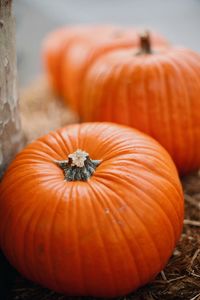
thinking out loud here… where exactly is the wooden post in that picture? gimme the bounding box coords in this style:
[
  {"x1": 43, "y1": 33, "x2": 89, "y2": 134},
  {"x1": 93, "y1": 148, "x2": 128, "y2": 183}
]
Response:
[{"x1": 0, "y1": 0, "x2": 23, "y2": 177}]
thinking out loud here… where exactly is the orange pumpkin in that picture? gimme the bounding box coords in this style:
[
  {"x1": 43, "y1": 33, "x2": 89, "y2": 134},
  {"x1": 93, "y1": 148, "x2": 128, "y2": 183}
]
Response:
[
  {"x1": 80, "y1": 34, "x2": 200, "y2": 174},
  {"x1": 43, "y1": 25, "x2": 169, "y2": 113},
  {"x1": 0, "y1": 122, "x2": 183, "y2": 297}
]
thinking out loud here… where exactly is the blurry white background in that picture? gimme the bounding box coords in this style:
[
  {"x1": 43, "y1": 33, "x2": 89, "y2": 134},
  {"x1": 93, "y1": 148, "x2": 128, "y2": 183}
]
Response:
[{"x1": 14, "y1": 0, "x2": 200, "y2": 86}]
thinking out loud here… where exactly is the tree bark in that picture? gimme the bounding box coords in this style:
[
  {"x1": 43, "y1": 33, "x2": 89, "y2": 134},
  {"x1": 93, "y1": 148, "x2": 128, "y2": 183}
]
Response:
[{"x1": 0, "y1": 0, "x2": 23, "y2": 177}]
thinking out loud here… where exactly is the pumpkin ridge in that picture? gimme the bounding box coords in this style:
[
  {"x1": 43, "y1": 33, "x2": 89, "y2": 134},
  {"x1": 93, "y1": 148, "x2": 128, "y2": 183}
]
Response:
[
  {"x1": 56, "y1": 126, "x2": 77, "y2": 153},
  {"x1": 170, "y1": 52, "x2": 200, "y2": 171},
  {"x1": 81, "y1": 56, "x2": 111, "y2": 122},
  {"x1": 90, "y1": 180, "x2": 142, "y2": 289},
  {"x1": 161, "y1": 58, "x2": 177, "y2": 160},
  {"x1": 51, "y1": 130, "x2": 76, "y2": 158},
  {"x1": 52, "y1": 130, "x2": 73, "y2": 157},
  {"x1": 127, "y1": 170, "x2": 182, "y2": 240},
  {"x1": 126, "y1": 64, "x2": 133, "y2": 126},
  {"x1": 44, "y1": 133, "x2": 70, "y2": 157},
  {"x1": 96, "y1": 170, "x2": 177, "y2": 251},
  {"x1": 46, "y1": 182, "x2": 69, "y2": 291},
  {"x1": 28, "y1": 186, "x2": 59, "y2": 282},
  {"x1": 37, "y1": 138, "x2": 64, "y2": 158},
  {"x1": 105, "y1": 64, "x2": 120, "y2": 123},
  {"x1": 123, "y1": 163, "x2": 183, "y2": 233},
  {"x1": 182, "y1": 57, "x2": 200, "y2": 169},
  {"x1": 73, "y1": 184, "x2": 88, "y2": 294},
  {"x1": 126, "y1": 152, "x2": 182, "y2": 201},
  {"x1": 105, "y1": 179, "x2": 164, "y2": 272},
  {"x1": 112, "y1": 64, "x2": 129, "y2": 124},
  {"x1": 3, "y1": 180, "x2": 44, "y2": 280},
  {"x1": 143, "y1": 61, "x2": 152, "y2": 133},
  {"x1": 122, "y1": 194, "x2": 167, "y2": 271},
  {"x1": 100, "y1": 152, "x2": 182, "y2": 206},
  {"x1": 65, "y1": 184, "x2": 88, "y2": 293},
  {"x1": 31, "y1": 184, "x2": 60, "y2": 285},
  {"x1": 92, "y1": 178, "x2": 151, "y2": 285},
  {"x1": 151, "y1": 55, "x2": 177, "y2": 157},
  {"x1": 144, "y1": 59, "x2": 162, "y2": 139},
  {"x1": 86, "y1": 183, "x2": 118, "y2": 295},
  {"x1": 22, "y1": 183, "x2": 54, "y2": 284},
  {"x1": 93, "y1": 174, "x2": 164, "y2": 268},
  {"x1": 175, "y1": 57, "x2": 195, "y2": 172},
  {"x1": 151, "y1": 59, "x2": 173, "y2": 156},
  {"x1": 121, "y1": 63, "x2": 133, "y2": 125},
  {"x1": 0, "y1": 167, "x2": 35, "y2": 191},
  {"x1": 131, "y1": 61, "x2": 151, "y2": 132},
  {"x1": 164, "y1": 53, "x2": 194, "y2": 172},
  {"x1": 101, "y1": 66, "x2": 117, "y2": 123},
  {"x1": 21, "y1": 196, "x2": 38, "y2": 282}
]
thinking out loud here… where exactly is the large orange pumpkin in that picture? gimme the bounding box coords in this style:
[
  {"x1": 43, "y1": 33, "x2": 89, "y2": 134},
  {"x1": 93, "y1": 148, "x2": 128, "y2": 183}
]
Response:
[
  {"x1": 0, "y1": 123, "x2": 183, "y2": 297},
  {"x1": 43, "y1": 25, "x2": 169, "y2": 113},
  {"x1": 80, "y1": 34, "x2": 200, "y2": 175}
]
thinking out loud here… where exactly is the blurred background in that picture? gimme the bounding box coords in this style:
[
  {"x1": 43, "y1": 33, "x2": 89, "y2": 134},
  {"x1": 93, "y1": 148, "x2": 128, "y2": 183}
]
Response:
[{"x1": 14, "y1": 0, "x2": 200, "y2": 87}]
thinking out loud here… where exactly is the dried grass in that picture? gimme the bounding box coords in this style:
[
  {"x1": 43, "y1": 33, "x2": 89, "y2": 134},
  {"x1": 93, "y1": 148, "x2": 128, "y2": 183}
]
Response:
[
  {"x1": 20, "y1": 77, "x2": 78, "y2": 143},
  {"x1": 7, "y1": 77, "x2": 200, "y2": 300}
]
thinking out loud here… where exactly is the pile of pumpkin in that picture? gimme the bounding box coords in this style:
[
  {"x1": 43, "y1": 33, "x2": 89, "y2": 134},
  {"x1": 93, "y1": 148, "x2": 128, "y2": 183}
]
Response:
[{"x1": 1, "y1": 25, "x2": 200, "y2": 298}]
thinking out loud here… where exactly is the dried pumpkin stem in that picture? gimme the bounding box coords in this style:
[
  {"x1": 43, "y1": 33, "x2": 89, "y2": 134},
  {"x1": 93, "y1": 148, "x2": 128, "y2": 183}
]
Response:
[
  {"x1": 136, "y1": 31, "x2": 152, "y2": 55},
  {"x1": 54, "y1": 149, "x2": 101, "y2": 181}
]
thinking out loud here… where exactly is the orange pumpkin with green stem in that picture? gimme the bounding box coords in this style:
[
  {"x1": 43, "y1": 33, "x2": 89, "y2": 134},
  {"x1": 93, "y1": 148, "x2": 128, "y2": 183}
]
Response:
[
  {"x1": 0, "y1": 122, "x2": 183, "y2": 297},
  {"x1": 80, "y1": 33, "x2": 200, "y2": 174},
  {"x1": 43, "y1": 25, "x2": 169, "y2": 113}
]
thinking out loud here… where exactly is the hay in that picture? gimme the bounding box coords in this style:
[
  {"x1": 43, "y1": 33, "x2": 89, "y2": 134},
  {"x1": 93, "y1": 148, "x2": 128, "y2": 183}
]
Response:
[
  {"x1": 7, "y1": 78, "x2": 200, "y2": 300},
  {"x1": 20, "y1": 77, "x2": 78, "y2": 143}
]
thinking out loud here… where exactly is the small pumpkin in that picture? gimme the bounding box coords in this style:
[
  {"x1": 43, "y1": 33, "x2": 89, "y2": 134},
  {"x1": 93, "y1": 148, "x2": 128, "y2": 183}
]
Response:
[
  {"x1": 43, "y1": 25, "x2": 169, "y2": 113},
  {"x1": 80, "y1": 33, "x2": 200, "y2": 174},
  {"x1": 0, "y1": 122, "x2": 183, "y2": 297}
]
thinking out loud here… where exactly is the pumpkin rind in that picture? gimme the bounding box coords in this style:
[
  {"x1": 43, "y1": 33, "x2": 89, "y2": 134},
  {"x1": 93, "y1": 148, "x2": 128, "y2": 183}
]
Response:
[
  {"x1": 0, "y1": 123, "x2": 183, "y2": 297},
  {"x1": 80, "y1": 47, "x2": 200, "y2": 174}
]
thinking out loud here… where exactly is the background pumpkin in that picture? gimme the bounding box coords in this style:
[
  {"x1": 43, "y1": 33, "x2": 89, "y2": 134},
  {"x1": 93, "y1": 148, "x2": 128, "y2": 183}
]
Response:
[
  {"x1": 42, "y1": 25, "x2": 95, "y2": 94},
  {"x1": 43, "y1": 25, "x2": 169, "y2": 113},
  {"x1": 80, "y1": 34, "x2": 200, "y2": 175},
  {"x1": 0, "y1": 122, "x2": 183, "y2": 298}
]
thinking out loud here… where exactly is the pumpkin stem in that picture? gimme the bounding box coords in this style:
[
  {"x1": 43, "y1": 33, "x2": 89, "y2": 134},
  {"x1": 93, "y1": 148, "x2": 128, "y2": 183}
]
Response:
[
  {"x1": 137, "y1": 31, "x2": 152, "y2": 54},
  {"x1": 54, "y1": 149, "x2": 101, "y2": 181}
]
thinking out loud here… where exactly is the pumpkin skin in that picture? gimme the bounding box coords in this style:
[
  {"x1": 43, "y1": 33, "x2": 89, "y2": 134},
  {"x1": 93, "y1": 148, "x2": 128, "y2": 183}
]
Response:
[
  {"x1": 0, "y1": 123, "x2": 183, "y2": 297},
  {"x1": 42, "y1": 25, "x2": 169, "y2": 113},
  {"x1": 80, "y1": 44, "x2": 200, "y2": 175}
]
